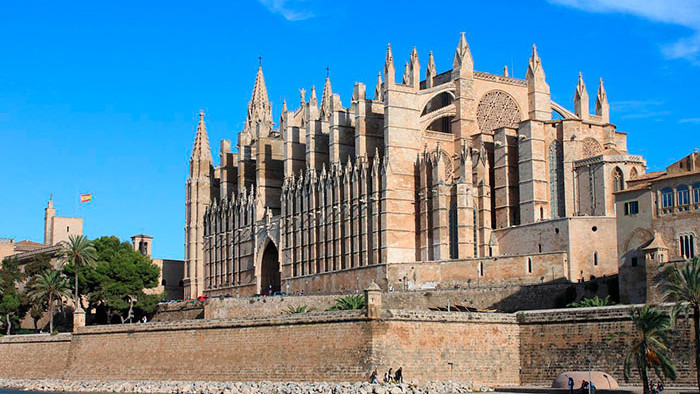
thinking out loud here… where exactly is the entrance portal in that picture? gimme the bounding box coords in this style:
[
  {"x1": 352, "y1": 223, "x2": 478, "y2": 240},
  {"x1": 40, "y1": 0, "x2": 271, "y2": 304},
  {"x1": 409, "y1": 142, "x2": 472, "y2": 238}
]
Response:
[{"x1": 260, "y1": 241, "x2": 281, "y2": 295}]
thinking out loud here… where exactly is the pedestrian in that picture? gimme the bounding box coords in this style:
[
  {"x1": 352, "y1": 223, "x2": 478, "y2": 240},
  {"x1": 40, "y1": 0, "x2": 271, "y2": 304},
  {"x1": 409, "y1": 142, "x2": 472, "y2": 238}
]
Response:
[
  {"x1": 384, "y1": 368, "x2": 393, "y2": 383},
  {"x1": 568, "y1": 377, "x2": 574, "y2": 394},
  {"x1": 394, "y1": 367, "x2": 403, "y2": 383},
  {"x1": 657, "y1": 382, "x2": 664, "y2": 393},
  {"x1": 589, "y1": 381, "x2": 595, "y2": 394},
  {"x1": 579, "y1": 380, "x2": 588, "y2": 394},
  {"x1": 369, "y1": 370, "x2": 379, "y2": 384}
]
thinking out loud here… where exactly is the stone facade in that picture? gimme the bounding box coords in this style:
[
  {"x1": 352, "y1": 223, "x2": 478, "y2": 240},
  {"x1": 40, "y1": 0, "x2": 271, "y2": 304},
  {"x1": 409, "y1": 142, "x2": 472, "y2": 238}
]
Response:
[
  {"x1": 616, "y1": 151, "x2": 700, "y2": 303},
  {"x1": 185, "y1": 33, "x2": 645, "y2": 298},
  {"x1": 131, "y1": 234, "x2": 185, "y2": 301}
]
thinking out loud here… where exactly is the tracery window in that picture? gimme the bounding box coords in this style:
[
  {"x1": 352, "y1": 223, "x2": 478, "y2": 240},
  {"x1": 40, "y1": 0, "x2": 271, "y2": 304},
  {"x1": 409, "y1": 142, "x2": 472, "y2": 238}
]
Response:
[
  {"x1": 677, "y1": 186, "x2": 690, "y2": 211},
  {"x1": 661, "y1": 188, "x2": 674, "y2": 213},
  {"x1": 549, "y1": 141, "x2": 565, "y2": 218},
  {"x1": 476, "y1": 91, "x2": 521, "y2": 134},
  {"x1": 613, "y1": 167, "x2": 624, "y2": 192},
  {"x1": 679, "y1": 233, "x2": 696, "y2": 259}
]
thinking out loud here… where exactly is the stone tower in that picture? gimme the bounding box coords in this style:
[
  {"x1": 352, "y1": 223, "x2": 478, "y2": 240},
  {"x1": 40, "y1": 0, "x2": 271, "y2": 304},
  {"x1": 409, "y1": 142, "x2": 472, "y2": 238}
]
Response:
[
  {"x1": 184, "y1": 111, "x2": 213, "y2": 298},
  {"x1": 44, "y1": 196, "x2": 56, "y2": 245}
]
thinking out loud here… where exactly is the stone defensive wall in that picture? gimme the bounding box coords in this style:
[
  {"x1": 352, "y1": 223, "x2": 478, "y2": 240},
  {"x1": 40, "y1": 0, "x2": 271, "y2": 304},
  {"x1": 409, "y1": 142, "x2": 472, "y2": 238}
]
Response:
[{"x1": 0, "y1": 304, "x2": 695, "y2": 387}]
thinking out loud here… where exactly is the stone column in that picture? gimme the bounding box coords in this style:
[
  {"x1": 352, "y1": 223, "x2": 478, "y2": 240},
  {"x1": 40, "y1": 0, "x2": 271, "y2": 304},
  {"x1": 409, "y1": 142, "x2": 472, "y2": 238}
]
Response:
[{"x1": 73, "y1": 309, "x2": 85, "y2": 332}]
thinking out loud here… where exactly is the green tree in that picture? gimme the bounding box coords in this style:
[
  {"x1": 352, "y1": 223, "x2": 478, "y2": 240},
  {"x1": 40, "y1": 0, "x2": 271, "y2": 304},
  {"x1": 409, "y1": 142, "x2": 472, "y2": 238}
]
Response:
[
  {"x1": 661, "y1": 256, "x2": 700, "y2": 392},
  {"x1": 328, "y1": 294, "x2": 366, "y2": 311},
  {"x1": 611, "y1": 305, "x2": 677, "y2": 393},
  {"x1": 24, "y1": 253, "x2": 53, "y2": 280},
  {"x1": 0, "y1": 258, "x2": 25, "y2": 335},
  {"x1": 59, "y1": 235, "x2": 97, "y2": 311},
  {"x1": 27, "y1": 270, "x2": 71, "y2": 333},
  {"x1": 567, "y1": 295, "x2": 613, "y2": 308},
  {"x1": 66, "y1": 236, "x2": 162, "y2": 323}
]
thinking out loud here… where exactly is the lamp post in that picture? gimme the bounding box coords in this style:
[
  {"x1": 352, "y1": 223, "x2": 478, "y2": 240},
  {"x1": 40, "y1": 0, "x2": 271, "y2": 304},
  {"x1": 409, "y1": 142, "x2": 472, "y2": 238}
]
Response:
[{"x1": 585, "y1": 358, "x2": 592, "y2": 394}]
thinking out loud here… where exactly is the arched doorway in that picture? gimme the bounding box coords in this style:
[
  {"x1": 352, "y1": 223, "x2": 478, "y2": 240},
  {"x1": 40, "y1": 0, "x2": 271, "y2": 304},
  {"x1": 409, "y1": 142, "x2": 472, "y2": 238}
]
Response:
[{"x1": 260, "y1": 241, "x2": 281, "y2": 295}]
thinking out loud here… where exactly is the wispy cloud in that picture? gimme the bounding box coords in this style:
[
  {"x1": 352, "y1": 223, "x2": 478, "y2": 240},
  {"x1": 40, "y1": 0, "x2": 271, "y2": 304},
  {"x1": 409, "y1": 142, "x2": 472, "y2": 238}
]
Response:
[
  {"x1": 611, "y1": 100, "x2": 670, "y2": 120},
  {"x1": 258, "y1": 0, "x2": 314, "y2": 21},
  {"x1": 679, "y1": 117, "x2": 700, "y2": 124},
  {"x1": 548, "y1": 0, "x2": 700, "y2": 64}
]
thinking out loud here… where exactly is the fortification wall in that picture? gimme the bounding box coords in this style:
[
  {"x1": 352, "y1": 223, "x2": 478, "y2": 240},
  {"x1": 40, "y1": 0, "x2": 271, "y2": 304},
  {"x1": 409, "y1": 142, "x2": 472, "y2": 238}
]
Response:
[
  {"x1": 0, "y1": 333, "x2": 71, "y2": 379},
  {"x1": 64, "y1": 312, "x2": 370, "y2": 382},
  {"x1": 517, "y1": 305, "x2": 696, "y2": 387},
  {"x1": 370, "y1": 311, "x2": 520, "y2": 385}
]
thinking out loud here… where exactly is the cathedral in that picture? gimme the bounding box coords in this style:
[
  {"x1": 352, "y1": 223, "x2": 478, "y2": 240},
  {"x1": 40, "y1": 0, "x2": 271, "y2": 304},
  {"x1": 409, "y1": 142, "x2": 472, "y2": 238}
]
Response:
[{"x1": 184, "y1": 33, "x2": 646, "y2": 299}]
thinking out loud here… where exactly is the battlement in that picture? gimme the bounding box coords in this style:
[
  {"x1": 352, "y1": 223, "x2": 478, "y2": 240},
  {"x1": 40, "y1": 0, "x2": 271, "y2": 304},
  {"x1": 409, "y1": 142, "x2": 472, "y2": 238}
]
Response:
[{"x1": 0, "y1": 237, "x2": 15, "y2": 244}]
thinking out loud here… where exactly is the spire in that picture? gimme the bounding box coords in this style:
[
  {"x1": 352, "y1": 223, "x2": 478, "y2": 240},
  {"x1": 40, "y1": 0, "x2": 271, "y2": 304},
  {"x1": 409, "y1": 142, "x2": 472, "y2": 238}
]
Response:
[
  {"x1": 191, "y1": 110, "x2": 213, "y2": 164},
  {"x1": 409, "y1": 46, "x2": 420, "y2": 88},
  {"x1": 309, "y1": 85, "x2": 318, "y2": 107},
  {"x1": 503, "y1": 65, "x2": 509, "y2": 77},
  {"x1": 426, "y1": 51, "x2": 436, "y2": 88},
  {"x1": 453, "y1": 32, "x2": 473, "y2": 70},
  {"x1": 320, "y1": 76, "x2": 332, "y2": 120},
  {"x1": 299, "y1": 88, "x2": 306, "y2": 106},
  {"x1": 245, "y1": 65, "x2": 273, "y2": 137},
  {"x1": 374, "y1": 72, "x2": 384, "y2": 101},
  {"x1": 282, "y1": 98, "x2": 288, "y2": 113},
  {"x1": 596, "y1": 78, "x2": 610, "y2": 123},
  {"x1": 402, "y1": 62, "x2": 410, "y2": 85},
  {"x1": 384, "y1": 43, "x2": 395, "y2": 87},
  {"x1": 574, "y1": 72, "x2": 589, "y2": 119},
  {"x1": 526, "y1": 44, "x2": 551, "y2": 121}
]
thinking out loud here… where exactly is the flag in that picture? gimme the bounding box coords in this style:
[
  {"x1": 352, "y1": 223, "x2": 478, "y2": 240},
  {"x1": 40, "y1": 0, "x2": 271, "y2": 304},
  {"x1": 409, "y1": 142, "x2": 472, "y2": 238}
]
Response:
[{"x1": 80, "y1": 194, "x2": 92, "y2": 203}]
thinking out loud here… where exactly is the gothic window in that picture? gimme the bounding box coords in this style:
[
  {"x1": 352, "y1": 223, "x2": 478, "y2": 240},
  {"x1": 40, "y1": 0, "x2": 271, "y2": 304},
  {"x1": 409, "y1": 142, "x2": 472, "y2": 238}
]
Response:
[
  {"x1": 427, "y1": 116, "x2": 454, "y2": 133},
  {"x1": 661, "y1": 188, "x2": 674, "y2": 213},
  {"x1": 630, "y1": 167, "x2": 639, "y2": 179},
  {"x1": 694, "y1": 183, "x2": 700, "y2": 206},
  {"x1": 613, "y1": 167, "x2": 624, "y2": 192},
  {"x1": 448, "y1": 203, "x2": 458, "y2": 259},
  {"x1": 549, "y1": 141, "x2": 565, "y2": 218},
  {"x1": 677, "y1": 186, "x2": 690, "y2": 211},
  {"x1": 476, "y1": 91, "x2": 521, "y2": 134},
  {"x1": 679, "y1": 233, "x2": 696, "y2": 259},
  {"x1": 581, "y1": 138, "x2": 603, "y2": 158},
  {"x1": 421, "y1": 91, "x2": 454, "y2": 116}
]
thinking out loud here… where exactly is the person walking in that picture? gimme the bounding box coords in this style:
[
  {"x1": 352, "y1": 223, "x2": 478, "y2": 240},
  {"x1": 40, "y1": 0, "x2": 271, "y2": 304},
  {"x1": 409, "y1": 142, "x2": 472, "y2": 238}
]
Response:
[
  {"x1": 369, "y1": 370, "x2": 379, "y2": 384},
  {"x1": 384, "y1": 368, "x2": 393, "y2": 383},
  {"x1": 394, "y1": 367, "x2": 403, "y2": 383}
]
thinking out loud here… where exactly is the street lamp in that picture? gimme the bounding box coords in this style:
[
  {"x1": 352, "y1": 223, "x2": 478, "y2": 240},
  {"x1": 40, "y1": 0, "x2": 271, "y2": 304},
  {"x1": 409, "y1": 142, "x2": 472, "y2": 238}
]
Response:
[{"x1": 585, "y1": 358, "x2": 592, "y2": 394}]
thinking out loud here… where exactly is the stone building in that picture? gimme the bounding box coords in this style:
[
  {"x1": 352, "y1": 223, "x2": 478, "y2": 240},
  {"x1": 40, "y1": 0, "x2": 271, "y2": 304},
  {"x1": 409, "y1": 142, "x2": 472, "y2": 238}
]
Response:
[
  {"x1": 184, "y1": 33, "x2": 645, "y2": 298},
  {"x1": 131, "y1": 234, "x2": 185, "y2": 301},
  {"x1": 0, "y1": 198, "x2": 83, "y2": 265},
  {"x1": 616, "y1": 151, "x2": 700, "y2": 304}
]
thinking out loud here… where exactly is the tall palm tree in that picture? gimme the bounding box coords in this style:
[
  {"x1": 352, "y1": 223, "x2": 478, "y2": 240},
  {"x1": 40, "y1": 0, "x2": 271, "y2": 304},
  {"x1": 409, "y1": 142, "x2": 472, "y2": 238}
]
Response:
[
  {"x1": 662, "y1": 256, "x2": 700, "y2": 391},
  {"x1": 28, "y1": 270, "x2": 71, "y2": 333},
  {"x1": 614, "y1": 305, "x2": 677, "y2": 393},
  {"x1": 59, "y1": 235, "x2": 97, "y2": 312}
]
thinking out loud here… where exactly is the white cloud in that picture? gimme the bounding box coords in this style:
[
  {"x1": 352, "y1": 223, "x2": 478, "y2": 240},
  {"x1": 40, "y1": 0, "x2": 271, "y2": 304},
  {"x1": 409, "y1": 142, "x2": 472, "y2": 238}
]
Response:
[
  {"x1": 679, "y1": 117, "x2": 700, "y2": 124},
  {"x1": 549, "y1": 0, "x2": 700, "y2": 63},
  {"x1": 258, "y1": 0, "x2": 314, "y2": 21}
]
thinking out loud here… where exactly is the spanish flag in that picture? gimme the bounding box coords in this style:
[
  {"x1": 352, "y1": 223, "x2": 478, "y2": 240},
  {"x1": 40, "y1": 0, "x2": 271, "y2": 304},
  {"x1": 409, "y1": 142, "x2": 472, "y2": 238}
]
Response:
[{"x1": 80, "y1": 194, "x2": 93, "y2": 203}]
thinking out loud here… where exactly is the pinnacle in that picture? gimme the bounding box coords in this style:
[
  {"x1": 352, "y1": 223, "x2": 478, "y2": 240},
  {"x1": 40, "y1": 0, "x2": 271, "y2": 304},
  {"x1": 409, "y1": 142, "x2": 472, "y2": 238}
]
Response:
[
  {"x1": 191, "y1": 110, "x2": 212, "y2": 163},
  {"x1": 251, "y1": 65, "x2": 270, "y2": 107}
]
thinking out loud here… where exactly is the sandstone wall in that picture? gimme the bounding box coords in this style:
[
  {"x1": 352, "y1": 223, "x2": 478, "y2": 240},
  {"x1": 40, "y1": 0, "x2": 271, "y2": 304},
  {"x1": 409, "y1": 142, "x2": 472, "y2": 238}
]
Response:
[
  {"x1": 370, "y1": 311, "x2": 520, "y2": 386},
  {"x1": 0, "y1": 333, "x2": 71, "y2": 379},
  {"x1": 518, "y1": 305, "x2": 697, "y2": 387},
  {"x1": 65, "y1": 312, "x2": 371, "y2": 382},
  {"x1": 204, "y1": 294, "x2": 339, "y2": 319}
]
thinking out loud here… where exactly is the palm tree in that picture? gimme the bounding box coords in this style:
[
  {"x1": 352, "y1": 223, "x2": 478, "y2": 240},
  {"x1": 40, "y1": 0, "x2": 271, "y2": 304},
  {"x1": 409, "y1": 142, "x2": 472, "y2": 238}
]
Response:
[
  {"x1": 612, "y1": 305, "x2": 677, "y2": 393},
  {"x1": 59, "y1": 235, "x2": 97, "y2": 312},
  {"x1": 28, "y1": 270, "x2": 71, "y2": 333},
  {"x1": 662, "y1": 256, "x2": 700, "y2": 391}
]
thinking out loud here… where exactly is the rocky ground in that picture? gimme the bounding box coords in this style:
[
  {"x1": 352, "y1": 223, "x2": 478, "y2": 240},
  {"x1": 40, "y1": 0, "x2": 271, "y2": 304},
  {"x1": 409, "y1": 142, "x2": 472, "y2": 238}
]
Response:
[{"x1": 0, "y1": 378, "x2": 494, "y2": 393}]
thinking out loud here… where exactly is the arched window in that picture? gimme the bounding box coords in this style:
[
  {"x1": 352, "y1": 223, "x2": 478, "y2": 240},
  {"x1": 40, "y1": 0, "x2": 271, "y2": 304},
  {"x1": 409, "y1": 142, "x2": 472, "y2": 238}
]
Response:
[
  {"x1": 549, "y1": 141, "x2": 565, "y2": 218},
  {"x1": 421, "y1": 92, "x2": 454, "y2": 116},
  {"x1": 613, "y1": 167, "x2": 624, "y2": 192},
  {"x1": 630, "y1": 167, "x2": 639, "y2": 179},
  {"x1": 161, "y1": 279, "x2": 167, "y2": 286},
  {"x1": 661, "y1": 188, "x2": 674, "y2": 213},
  {"x1": 426, "y1": 116, "x2": 454, "y2": 133},
  {"x1": 693, "y1": 183, "x2": 700, "y2": 206},
  {"x1": 677, "y1": 186, "x2": 690, "y2": 211},
  {"x1": 679, "y1": 233, "x2": 696, "y2": 259}
]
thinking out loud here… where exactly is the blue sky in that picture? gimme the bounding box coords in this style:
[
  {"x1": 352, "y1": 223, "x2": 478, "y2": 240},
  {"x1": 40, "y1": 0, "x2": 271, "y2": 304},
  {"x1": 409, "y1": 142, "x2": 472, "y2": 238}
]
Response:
[{"x1": 1, "y1": 0, "x2": 698, "y2": 259}]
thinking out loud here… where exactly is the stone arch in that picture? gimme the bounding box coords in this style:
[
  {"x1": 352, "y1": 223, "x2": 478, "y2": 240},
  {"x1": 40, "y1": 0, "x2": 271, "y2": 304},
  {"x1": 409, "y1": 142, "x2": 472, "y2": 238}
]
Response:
[
  {"x1": 476, "y1": 90, "x2": 521, "y2": 134},
  {"x1": 622, "y1": 227, "x2": 653, "y2": 258},
  {"x1": 630, "y1": 167, "x2": 639, "y2": 179},
  {"x1": 421, "y1": 91, "x2": 455, "y2": 116},
  {"x1": 426, "y1": 115, "x2": 454, "y2": 133},
  {"x1": 258, "y1": 238, "x2": 281, "y2": 295},
  {"x1": 613, "y1": 167, "x2": 624, "y2": 192}
]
